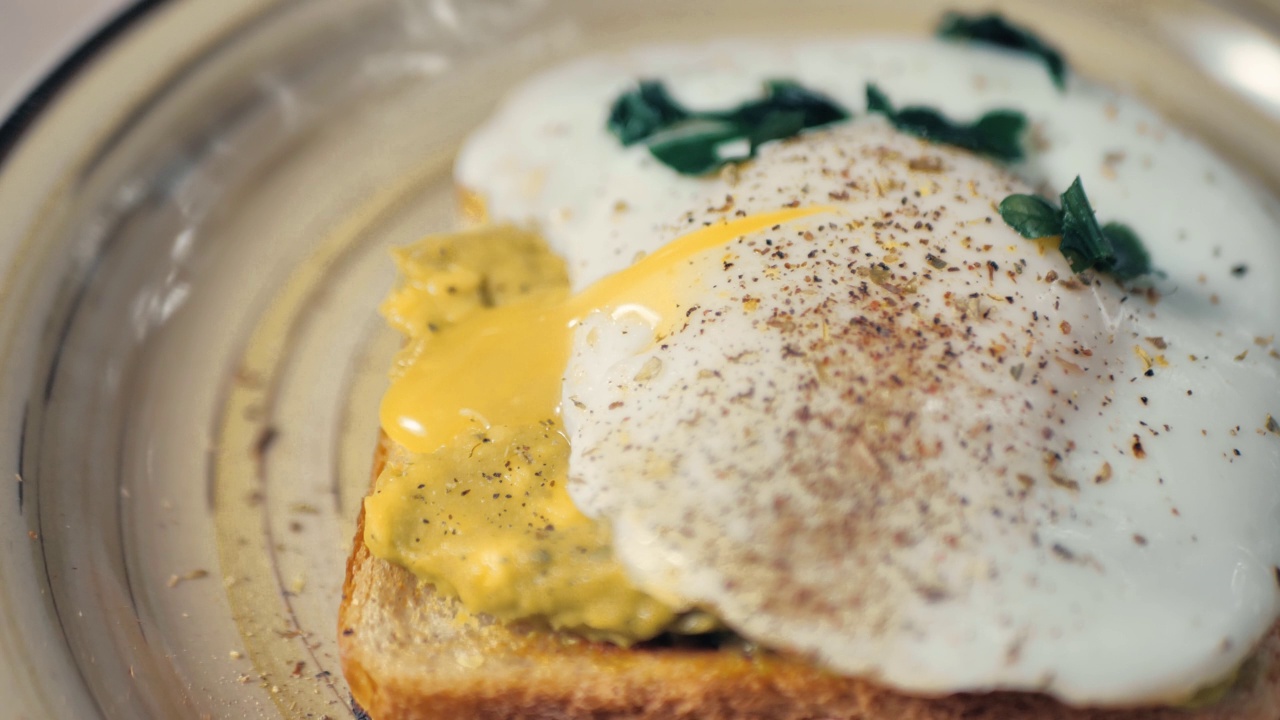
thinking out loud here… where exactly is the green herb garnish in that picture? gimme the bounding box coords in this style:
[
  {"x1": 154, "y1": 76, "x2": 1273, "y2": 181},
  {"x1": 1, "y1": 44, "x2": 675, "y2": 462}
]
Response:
[
  {"x1": 1058, "y1": 177, "x2": 1114, "y2": 273},
  {"x1": 997, "y1": 193, "x2": 1060, "y2": 239},
  {"x1": 606, "y1": 79, "x2": 849, "y2": 175},
  {"x1": 1099, "y1": 222, "x2": 1151, "y2": 282},
  {"x1": 937, "y1": 11, "x2": 1067, "y2": 90},
  {"x1": 865, "y1": 84, "x2": 1027, "y2": 162},
  {"x1": 998, "y1": 177, "x2": 1152, "y2": 280}
]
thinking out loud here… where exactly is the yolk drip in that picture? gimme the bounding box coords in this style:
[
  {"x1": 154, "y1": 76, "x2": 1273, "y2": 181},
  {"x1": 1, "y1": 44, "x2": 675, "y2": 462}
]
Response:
[{"x1": 380, "y1": 205, "x2": 830, "y2": 453}]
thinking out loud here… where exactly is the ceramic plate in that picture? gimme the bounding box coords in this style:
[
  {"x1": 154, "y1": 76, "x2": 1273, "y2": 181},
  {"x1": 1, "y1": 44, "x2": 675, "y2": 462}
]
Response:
[{"x1": 1, "y1": 0, "x2": 1278, "y2": 717}]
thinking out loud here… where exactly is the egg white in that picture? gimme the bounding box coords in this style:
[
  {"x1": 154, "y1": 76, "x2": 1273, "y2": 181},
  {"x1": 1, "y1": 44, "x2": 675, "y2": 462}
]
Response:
[{"x1": 456, "y1": 38, "x2": 1280, "y2": 705}]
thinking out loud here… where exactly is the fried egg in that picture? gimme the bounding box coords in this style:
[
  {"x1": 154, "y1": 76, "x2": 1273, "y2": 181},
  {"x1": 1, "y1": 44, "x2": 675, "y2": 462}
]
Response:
[{"x1": 454, "y1": 38, "x2": 1280, "y2": 705}]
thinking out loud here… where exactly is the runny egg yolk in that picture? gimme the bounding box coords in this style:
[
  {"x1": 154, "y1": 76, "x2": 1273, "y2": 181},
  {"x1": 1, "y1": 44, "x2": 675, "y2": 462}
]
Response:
[{"x1": 380, "y1": 205, "x2": 829, "y2": 454}]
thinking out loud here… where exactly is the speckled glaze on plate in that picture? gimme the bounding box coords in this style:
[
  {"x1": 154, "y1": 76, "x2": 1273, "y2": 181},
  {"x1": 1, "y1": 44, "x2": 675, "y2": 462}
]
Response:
[{"x1": 0, "y1": 1, "x2": 1278, "y2": 718}]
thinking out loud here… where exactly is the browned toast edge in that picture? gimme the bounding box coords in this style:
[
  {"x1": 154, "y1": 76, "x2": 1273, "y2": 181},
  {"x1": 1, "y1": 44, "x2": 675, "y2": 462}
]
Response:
[{"x1": 339, "y1": 435, "x2": 1280, "y2": 720}]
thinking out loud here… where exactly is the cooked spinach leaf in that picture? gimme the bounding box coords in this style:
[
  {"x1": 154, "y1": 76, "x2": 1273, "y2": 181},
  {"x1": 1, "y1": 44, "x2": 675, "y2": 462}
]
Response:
[
  {"x1": 864, "y1": 83, "x2": 894, "y2": 116},
  {"x1": 646, "y1": 119, "x2": 744, "y2": 176},
  {"x1": 997, "y1": 177, "x2": 1152, "y2": 280},
  {"x1": 606, "y1": 79, "x2": 849, "y2": 175},
  {"x1": 865, "y1": 84, "x2": 1027, "y2": 162},
  {"x1": 937, "y1": 11, "x2": 1067, "y2": 90},
  {"x1": 745, "y1": 80, "x2": 849, "y2": 129},
  {"x1": 607, "y1": 81, "x2": 691, "y2": 146}
]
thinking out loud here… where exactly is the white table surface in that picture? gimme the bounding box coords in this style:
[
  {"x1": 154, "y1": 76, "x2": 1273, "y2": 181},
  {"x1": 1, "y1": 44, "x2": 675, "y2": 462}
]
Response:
[{"x1": 0, "y1": 0, "x2": 131, "y2": 120}]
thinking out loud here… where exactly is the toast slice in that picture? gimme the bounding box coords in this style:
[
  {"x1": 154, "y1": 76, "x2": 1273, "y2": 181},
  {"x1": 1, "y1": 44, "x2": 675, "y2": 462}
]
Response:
[{"x1": 339, "y1": 436, "x2": 1280, "y2": 720}]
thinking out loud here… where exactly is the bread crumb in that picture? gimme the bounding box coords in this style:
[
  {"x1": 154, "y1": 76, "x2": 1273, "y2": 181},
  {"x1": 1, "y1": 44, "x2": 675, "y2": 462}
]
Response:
[{"x1": 167, "y1": 569, "x2": 210, "y2": 588}]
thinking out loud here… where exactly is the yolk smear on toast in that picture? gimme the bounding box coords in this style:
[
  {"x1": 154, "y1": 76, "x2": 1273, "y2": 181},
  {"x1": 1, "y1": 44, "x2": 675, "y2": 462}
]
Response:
[
  {"x1": 366, "y1": 224, "x2": 677, "y2": 642},
  {"x1": 368, "y1": 207, "x2": 826, "y2": 642},
  {"x1": 363, "y1": 420, "x2": 680, "y2": 642}
]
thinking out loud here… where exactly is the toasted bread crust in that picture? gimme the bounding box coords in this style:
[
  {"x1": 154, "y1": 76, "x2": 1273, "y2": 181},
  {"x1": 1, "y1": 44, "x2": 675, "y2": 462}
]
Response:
[{"x1": 339, "y1": 436, "x2": 1280, "y2": 720}]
